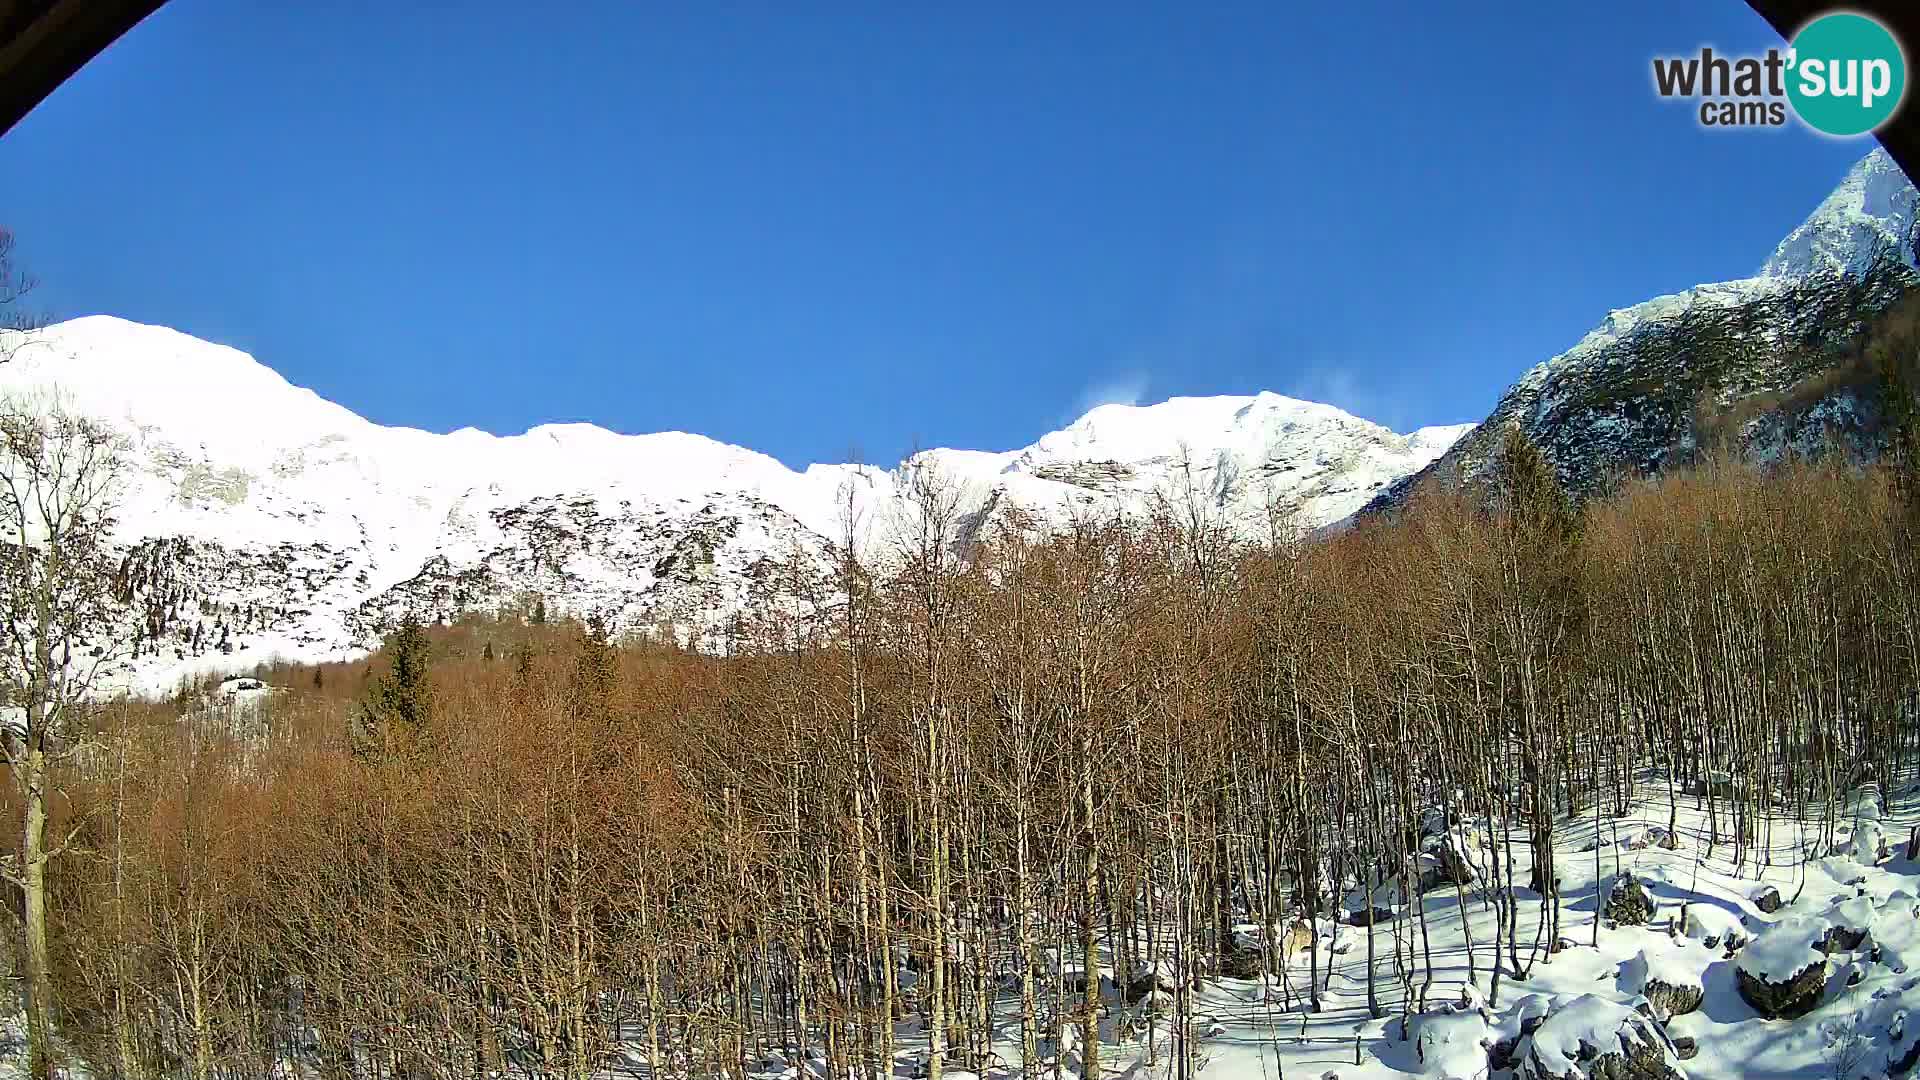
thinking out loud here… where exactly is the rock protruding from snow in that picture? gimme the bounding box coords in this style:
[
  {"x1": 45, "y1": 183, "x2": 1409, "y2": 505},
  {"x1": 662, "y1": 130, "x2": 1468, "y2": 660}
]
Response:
[
  {"x1": 1736, "y1": 915, "x2": 1832, "y2": 1019},
  {"x1": 1410, "y1": 1007, "x2": 1492, "y2": 1078},
  {"x1": 1626, "y1": 826, "x2": 1682, "y2": 851},
  {"x1": 1604, "y1": 874, "x2": 1657, "y2": 926},
  {"x1": 1418, "y1": 835, "x2": 1475, "y2": 892},
  {"x1": 1620, "y1": 945, "x2": 1708, "y2": 1021},
  {"x1": 1219, "y1": 930, "x2": 1268, "y2": 980},
  {"x1": 1679, "y1": 903, "x2": 1748, "y2": 952},
  {"x1": 1511, "y1": 995, "x2": 1683, "y2": 1080},
  {"x1": 1825, "y1": 896, "x2": 1878, "y2": 951}
]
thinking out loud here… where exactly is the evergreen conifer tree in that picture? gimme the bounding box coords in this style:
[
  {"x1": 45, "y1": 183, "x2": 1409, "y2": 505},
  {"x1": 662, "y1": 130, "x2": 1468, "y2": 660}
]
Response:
[{"x1": 357, "y1": 615, "x2": 433, "y2": 752}]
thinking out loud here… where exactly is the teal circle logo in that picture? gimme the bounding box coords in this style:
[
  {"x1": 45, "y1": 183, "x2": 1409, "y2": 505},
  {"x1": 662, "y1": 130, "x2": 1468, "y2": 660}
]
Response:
[{"x1": 1787, "y1": 12, "x2": 1907, "y2": 136}]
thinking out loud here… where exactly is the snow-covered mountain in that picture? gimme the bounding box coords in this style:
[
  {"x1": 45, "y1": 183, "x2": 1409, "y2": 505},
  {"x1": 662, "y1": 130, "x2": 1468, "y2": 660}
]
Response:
[
  {"x1": 0, "y1": 317, "x2": 1465, "y2": 691},
  {"x1": 14, "y1": 149, "x2": 1912, "y2": 693},
  {"x1": 1376, "y1": 149, "x2": 1920, "y2": 507}
]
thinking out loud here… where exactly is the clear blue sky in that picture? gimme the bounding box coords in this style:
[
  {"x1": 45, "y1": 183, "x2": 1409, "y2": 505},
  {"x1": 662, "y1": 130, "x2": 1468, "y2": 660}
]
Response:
[{"x1": 0, "y1": 1, "x2": 1879, "y2": 468}]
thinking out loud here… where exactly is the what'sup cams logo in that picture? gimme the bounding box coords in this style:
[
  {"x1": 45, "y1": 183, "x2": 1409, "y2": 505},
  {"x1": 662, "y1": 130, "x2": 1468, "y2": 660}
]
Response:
[{"x1": 1652, "y1": 10, "x2": 1906, "y2": 135}]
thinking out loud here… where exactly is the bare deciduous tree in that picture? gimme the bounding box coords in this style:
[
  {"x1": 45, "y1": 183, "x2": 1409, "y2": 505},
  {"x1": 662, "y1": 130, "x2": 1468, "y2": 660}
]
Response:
[{"x1": 0, "y1": 394, "x2": 123, "y2": 1079}]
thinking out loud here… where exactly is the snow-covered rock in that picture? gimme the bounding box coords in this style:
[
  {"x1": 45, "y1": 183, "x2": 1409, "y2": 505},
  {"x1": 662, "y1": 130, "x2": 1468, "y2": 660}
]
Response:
[
  {"x1": 1604, "y1": 873, "x2": 1658, "y2": 926},
  {"x1": 1831, "y1": 819, "x2": 1892, "y2": 865},
  {"x1": 1678, "y1": 902, "x2": 1748, "y2": 952},
  {"x1": 1411, "y1": 1008, "x2": 1492, "y2": 1078},
  {"x1": 1826, "y1": 895, "x2": 1879, "y2": 951},
  {"x1": 1512, "y1": 995, "x2": 1683, "y2": 1080},
  {"x1": 1417, "y1": 836, "x2": 1475, "y2": 891},
  {"x1": 1737, "y1": 915, "x2": 1832, "y2": 1019},
  {"x1": 1620, "y1": 944, "x2": 1709, "y2": 1021}
]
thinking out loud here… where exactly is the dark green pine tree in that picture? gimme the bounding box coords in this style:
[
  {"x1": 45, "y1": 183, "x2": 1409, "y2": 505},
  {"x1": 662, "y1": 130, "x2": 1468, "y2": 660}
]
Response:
[
  {"x1": 1496, "y1": 421, "x2": 1579, "y2": 545},
  {"x1": 358, "y1": 615, "x2": 433, "y2": 752},
  {"x1": 512, "y1": 640, "x2": 537, "y2": 691},
  {"x1": 1871, "y1": 305, "x2": 1920, "y2": 506},
  {"x1": 572, "y1": 614, "x2": 618, "y2": 730},
  {"x1": 1493, "y1": 420, "x2": 1584, "y2": 649}
]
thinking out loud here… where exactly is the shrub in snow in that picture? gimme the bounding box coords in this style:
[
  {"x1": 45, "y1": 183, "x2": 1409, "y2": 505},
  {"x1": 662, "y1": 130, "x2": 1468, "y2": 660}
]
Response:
[
  {"x1": 1620, "y1": 946, "x2": 1706, "y2": 1020},
  {"x1": 1603, "y1": 873, "x2": 1657, "y2": 926},
  {"x1": 1511, "y1": 995, "x2": 1683, "y2": 1080},
  {"x1": 1736, "y1": 915, "x2": 1831, "y2": 1019}
]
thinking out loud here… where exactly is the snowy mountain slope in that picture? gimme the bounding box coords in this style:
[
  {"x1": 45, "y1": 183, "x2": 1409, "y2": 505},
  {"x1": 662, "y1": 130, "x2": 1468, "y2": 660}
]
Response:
[
  {"x1": 1374, "y1": 148, "x2": 1920, "y2": 509},
  {"x1": 0, "y1": 317, "x2": 1464, "y2": 691}
]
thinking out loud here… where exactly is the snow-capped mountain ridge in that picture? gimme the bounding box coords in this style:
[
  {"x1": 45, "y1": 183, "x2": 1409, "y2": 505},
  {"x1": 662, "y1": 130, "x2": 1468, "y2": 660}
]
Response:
[
  {"x1": 0, "y1": 316, "x2": 1466, "y2": 691},
  {"x1": 1761, "y1": 147, "x2": 1920, "y2": 280},
  {"x1": 1376, "y1": 148, "x2": 1920, "y2": 508}
]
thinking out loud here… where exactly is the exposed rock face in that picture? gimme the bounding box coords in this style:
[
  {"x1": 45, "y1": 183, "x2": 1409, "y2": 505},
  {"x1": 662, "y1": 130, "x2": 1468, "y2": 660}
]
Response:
[
  {"x1": 1347, "y1": 906, "x2": 1396, "y2": 928},
  {"x1": 1893, "y1": 1032, "x2": 1920, "y2": 1075},
  {"x1": 1123, "y1": 968, "x2": 1173, "y2": 1004},
  {"x1": 1736, "y1": 958, "x2": 1828, "y2": 1020},
  {"x1": 1754, "y1": 885, "x2": 1784, "y2": 914},
  {"x1": 1640, "y1": 979, "x2": 1704, "y2": 1022}
]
